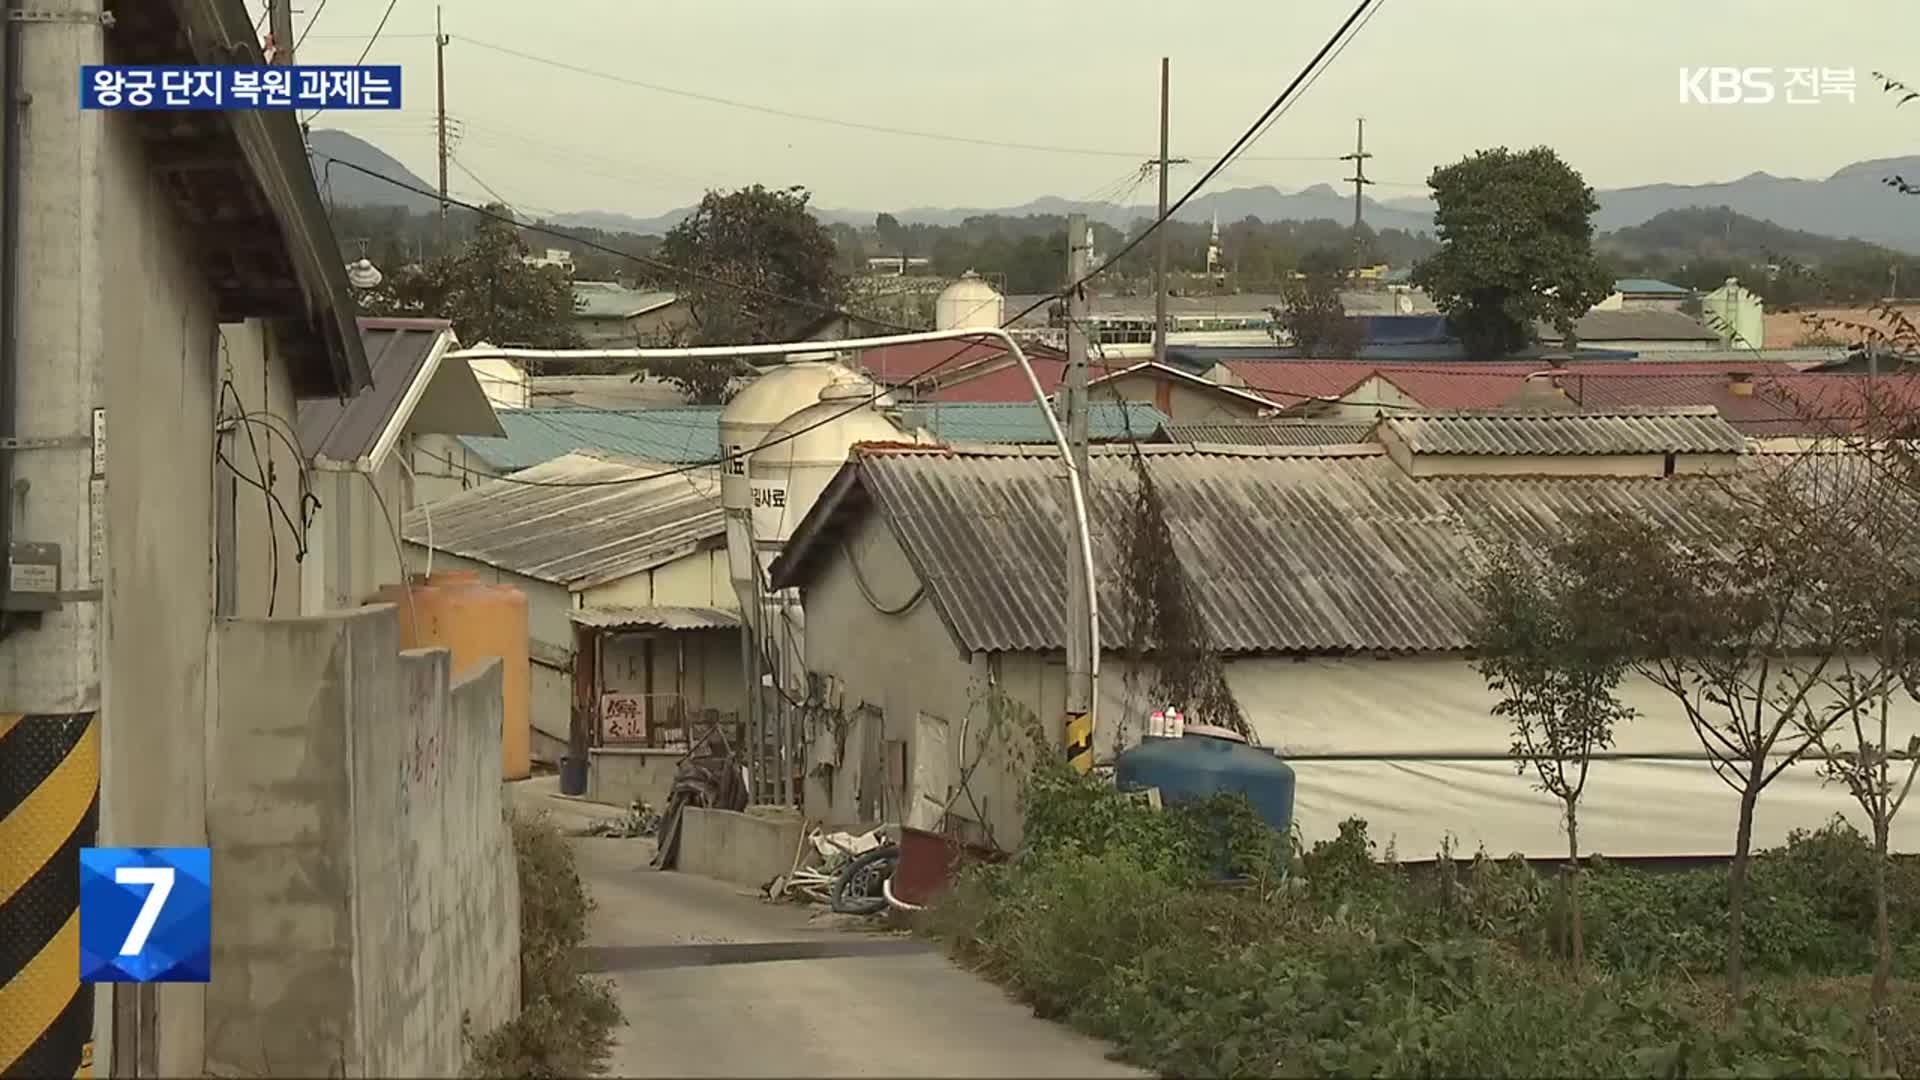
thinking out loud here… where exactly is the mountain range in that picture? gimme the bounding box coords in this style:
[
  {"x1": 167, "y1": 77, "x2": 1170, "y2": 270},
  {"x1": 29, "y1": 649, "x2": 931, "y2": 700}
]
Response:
[{"x1": 309, "y1": 130, "x2": 1920, "y2": 253}]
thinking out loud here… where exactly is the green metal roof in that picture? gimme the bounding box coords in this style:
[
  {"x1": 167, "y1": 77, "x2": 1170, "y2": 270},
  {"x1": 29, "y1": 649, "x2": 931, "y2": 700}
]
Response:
[
  {"x1": 457, "y1": 407, "x2": 722, "y2": 470},
  {"x1": 1612, "y1": 278, "x2": 1690, "y2": 296},
  {"x1": 901, "y1": 401, "x2": 1169, "y2": 444},
  {"x1": 458, "y1": 401, "x2": 1172, "y2": 473},
  {"x1": 572, "y1": 282, "x2": 678, "y2": 320}
]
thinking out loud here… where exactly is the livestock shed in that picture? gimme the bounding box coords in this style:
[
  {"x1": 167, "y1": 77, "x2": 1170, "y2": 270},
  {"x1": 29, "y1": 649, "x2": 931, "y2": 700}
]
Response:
[
  {"x1": 767, "y1": 419, "x2": 1920, "y2": 860},
  {"x1": 400, "y1": 452, "x2": 738, "y2": 763}
]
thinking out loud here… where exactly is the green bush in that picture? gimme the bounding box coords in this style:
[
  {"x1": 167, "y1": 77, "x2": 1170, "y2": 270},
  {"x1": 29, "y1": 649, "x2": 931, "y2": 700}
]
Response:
[
  {"x1": 464, "y1": 811, "x2": 624, "y2": 1078},
  {"x1": 927, "y1": 773, "x2": 1913, "y2": 1077}
]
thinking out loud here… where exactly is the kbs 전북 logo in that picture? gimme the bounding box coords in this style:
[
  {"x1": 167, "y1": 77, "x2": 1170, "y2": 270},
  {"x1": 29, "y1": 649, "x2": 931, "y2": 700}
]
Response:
[{"x1": 78, "y1": 847, "x2": 211, "y2": 983}]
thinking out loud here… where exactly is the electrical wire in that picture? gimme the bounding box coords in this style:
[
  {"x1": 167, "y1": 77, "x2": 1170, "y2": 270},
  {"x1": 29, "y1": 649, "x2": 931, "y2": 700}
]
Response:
[
  {"x1": 304, "y1": 0, "x2": 401, "y2": 124},
  {"x1": 293, "y1": 0, "x2": 330, "y2": 51},
  {"x1": 360, "y1": 468, "x2": 421, "y2": 640},
  {"x1": 329, "y1": 2, "x2": 1385, "y2": 494},
  {"x1": 459, "y1": 36, "x2": 1345, "y2": 164}
]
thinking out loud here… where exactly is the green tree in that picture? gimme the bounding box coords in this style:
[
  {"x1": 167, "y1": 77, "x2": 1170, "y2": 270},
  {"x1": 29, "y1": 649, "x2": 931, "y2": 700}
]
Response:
[
  {"x1": 1278, "y1": 274, "x2": 1364, "y2": 357},
  {"x1": 1472, "y1": 540, "x2": 1637, "y2": 973},
  {"x1": 658, "y1": 184, "x2": 847, "y2": 345},
  {"x1": 1412, "y1": 147, "x2": 1612, "y2": 359},
  {"x1": 358, "y1": 205, "x2": 583, "y2": 348}
]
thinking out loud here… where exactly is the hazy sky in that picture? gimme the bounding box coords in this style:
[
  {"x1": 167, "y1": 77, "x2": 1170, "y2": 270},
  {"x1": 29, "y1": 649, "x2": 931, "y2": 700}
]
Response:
[{"x1": 263, "y1": 0, "x2": 1918, "y2": 219}]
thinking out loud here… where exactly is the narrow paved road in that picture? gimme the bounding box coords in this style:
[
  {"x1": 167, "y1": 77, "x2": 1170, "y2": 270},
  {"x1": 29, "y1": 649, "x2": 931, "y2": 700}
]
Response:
[{"x1": 571, "y1": 838, "x2": 1145, "y2": 1078}]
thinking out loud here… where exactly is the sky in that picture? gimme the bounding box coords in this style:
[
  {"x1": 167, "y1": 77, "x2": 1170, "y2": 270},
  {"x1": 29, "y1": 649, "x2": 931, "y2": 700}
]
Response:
[{"x1": 262, "y1": 0, "x2": 1920, "y2": 221}]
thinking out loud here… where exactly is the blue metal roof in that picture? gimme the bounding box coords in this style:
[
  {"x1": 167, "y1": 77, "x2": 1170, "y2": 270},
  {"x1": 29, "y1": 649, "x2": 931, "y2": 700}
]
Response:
[
  {"x1": 457, "y1": 407, "x2": 723, "y2": 470},
  {"x1": 1357, "y1": 314, "x2": 1454, "y2": 345},
  {"x1": 901, "y1": 401, "x2": 1170, "y2": 444},
  {"x1": 1612, "y1": 278, "x2": 1690, "y2": 296}
]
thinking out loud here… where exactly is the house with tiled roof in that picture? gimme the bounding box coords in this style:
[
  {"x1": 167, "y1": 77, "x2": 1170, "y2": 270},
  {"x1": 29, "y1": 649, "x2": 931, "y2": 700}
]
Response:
[
  {"x1": 768, "y1": 421, "x2": 1920, "y2": 861},
  {"x1": 1593, "y1": 277, "x2": 1694, "y2": 313}
]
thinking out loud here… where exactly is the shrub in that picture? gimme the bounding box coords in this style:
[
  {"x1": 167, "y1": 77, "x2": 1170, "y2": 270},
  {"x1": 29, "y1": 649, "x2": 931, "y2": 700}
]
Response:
[
  {"x1": 928, "y1": 772, "x2": 1913, "y2": 1077},
  {"x1": 464, "y1": 811, "x2": 624, "y2": 1078}
]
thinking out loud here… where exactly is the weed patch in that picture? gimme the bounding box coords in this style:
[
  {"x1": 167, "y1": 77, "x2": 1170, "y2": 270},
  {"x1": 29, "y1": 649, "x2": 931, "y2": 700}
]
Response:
[{"x1": 464, "y1": 811, "x2": 624, "y2": 1078}]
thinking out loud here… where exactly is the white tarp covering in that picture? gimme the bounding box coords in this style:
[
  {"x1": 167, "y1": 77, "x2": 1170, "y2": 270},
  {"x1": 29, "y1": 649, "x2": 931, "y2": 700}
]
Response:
[{"x1": 1154, "y1": 656, "x2": 1920, "y2": 861}]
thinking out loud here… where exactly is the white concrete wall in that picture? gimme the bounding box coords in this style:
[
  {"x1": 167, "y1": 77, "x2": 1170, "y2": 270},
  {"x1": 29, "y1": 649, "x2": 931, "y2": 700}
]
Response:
[
  {"x1": 305, "y1": 455, "x2": 415, "y2": 612},
  {"x1": 583, "y1": 547, "x2": 734, "y2": 611},
  {"x1": 207, "y1": 605, "x2": 518, "y2": 1077},
  {"x1": 792, "y1": 511, "x2": 986, "y2": 832}
]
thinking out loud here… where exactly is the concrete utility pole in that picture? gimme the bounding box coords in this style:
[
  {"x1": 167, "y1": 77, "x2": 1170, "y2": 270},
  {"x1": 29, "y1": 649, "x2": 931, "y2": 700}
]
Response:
[
  {"x1": 1340, "y1": 116, "x2": 1373, "y2": 279},
  {"x1": 1153, "y1": 58, "x2": 1171, "y2": 367},
  {"x1": 435, "y1": 5, "x2": 450, "y2": 252},
  {"x1": 268, "y1": 1, "x2": 295, "y2": 65},
  {"x1": 1063, "y1": 214, "x2": 1095, "y2": 775}
]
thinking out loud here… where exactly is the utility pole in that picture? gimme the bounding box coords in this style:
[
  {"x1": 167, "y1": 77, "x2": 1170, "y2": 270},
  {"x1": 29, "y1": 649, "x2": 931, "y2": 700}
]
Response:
[
  {"x1": 1153, "y1": 58, "x2": 1172, "y2": 367},
  {"x1": 434, "y1": 5, "x2": 450, "y2": 252},
  {"x1": 1063, "y1": 215, "x2": 1094, "y2": 775},
  {"x1": 1340, "y1": 116, "x2": 1373, "y2": 280},
  {"x1": 268, "y1": 1, "x2": 295, "y2": 65}
]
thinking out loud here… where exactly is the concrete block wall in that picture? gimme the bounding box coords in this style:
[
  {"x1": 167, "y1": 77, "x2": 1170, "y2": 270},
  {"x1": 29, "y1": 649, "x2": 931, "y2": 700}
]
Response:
[{"x1": 207, "y1": 605, "x2": 518, "y2": 1078}]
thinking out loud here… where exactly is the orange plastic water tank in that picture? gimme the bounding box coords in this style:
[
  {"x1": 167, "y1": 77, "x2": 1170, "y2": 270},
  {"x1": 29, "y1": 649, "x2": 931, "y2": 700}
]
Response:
[{"x1": 375, "y1": 570, "x2": 531, "y2": 781}]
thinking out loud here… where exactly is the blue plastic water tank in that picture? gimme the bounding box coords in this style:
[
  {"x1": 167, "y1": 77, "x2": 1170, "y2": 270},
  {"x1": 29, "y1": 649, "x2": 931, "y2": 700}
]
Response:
[{"x1": 1114, "y1": 726, "x2": 1297, "y2": 838}]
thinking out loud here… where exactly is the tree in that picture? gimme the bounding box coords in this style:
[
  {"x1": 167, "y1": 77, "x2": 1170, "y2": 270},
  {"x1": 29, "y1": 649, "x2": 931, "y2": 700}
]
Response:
[
  {"x1": 359, "y1": 204, "x2": 583, "y2": 349},
  {"x1": 1278, "y1": 273, "x2": 1365, "y2": 357},
  {"x1": 1471, "y1": 542, "x2": 1636, "y2": 973},
  {"x1": 657, "y1": 184, "x2": 847, "y2": 346},
  {"x1": 1551, "y1": 463, "x2": 1916, "y2": 1003},
  {"x1": 1411, "y1": 147, "x2": 1613, "y2": 359}
]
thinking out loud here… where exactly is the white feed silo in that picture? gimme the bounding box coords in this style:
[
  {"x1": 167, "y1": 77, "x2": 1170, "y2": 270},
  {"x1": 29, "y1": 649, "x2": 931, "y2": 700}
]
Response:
[
  {"x1": 748, "y1": 373, "x2": 907, "y2": 571},
  {"x1": 935, "y1": 270, "x2": 1004, "y2": 331},
  {"x1": 717, "y1": 360, "x2": 856, "y2": 613}
]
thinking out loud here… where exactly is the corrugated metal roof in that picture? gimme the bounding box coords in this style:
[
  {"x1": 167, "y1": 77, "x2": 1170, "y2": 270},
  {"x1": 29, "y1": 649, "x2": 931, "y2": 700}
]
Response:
[
  {"x1": 1159, "y1": 418, "x2": 1377, "y2": 446},
  {"x1": 404, "y1": 452, "x2": 722, "y2": 589},
  {"x1": 572, "y1": 282, "x2": 677, "y2": 320},
  {"x1": 297, "y1": 318, "x2": 453, "y2": 466},
  {"x1": 457, "y1": 407, "x2": 722, "y2": 470},
  {"x1": 781, "y1": 446, "x2": 1742, "y2": 655},
  {"x1": 1380, "y1": 407, "x2": 1747, "y2": 456},
  {"x1": 569, "y1": 605, "x2": 739, "y2": 631},
  {"x1": 1559, "y1": 310, "x2": 1720, "y2": 343},
  {"x1": 903, "y1": 402, "x2": 1168, "y2": 444}
]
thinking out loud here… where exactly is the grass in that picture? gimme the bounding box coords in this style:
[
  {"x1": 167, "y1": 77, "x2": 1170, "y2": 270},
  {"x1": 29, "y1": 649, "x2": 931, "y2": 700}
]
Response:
[
  {"x1": 463, "y1": 810, "x2": 625, "y2": 1078},
  {"x1": 923, "y1": 764, "x2": 1918, "y2": 1078}
]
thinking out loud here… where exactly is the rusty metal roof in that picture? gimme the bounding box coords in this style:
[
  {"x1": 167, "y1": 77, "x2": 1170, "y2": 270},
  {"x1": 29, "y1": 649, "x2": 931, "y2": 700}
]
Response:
[
  {"x1": 402, "y1": 452, "x2": 722, "y2": 590},
  {"x1": 1379, "y1": 407, "x2": 1748, "y2": 456},
  {"x1": 771, "y1": 445, "x2": 1740, "y2": 655},
  {"x1": 569, "y1": 605, "x2": 738, "y2": 631},
  {"x1": 1159, "y1": 418, "x2": 1377, "y2": 446}
]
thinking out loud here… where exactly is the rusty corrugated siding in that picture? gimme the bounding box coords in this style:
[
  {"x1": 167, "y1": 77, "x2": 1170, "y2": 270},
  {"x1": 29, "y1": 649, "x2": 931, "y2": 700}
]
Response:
[
  {"x1": 568, "y1": 605, "x2": 738, "y2": 631},
  {"x1": 402, "y1": 452, "x2": 721, "y2": 589},
  {"x1": 1381, "y1": 408, "x2": 1748, "y2": 456},
  {"x1": 857, "y1": 447, "x2": 1738, "y2": 655}
]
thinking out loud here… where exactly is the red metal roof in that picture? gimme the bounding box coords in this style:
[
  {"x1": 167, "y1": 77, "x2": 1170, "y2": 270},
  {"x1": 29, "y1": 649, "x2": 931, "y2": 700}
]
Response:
[{"x1": 847, "y1": 339, "x2": 1065, "y2": 387}]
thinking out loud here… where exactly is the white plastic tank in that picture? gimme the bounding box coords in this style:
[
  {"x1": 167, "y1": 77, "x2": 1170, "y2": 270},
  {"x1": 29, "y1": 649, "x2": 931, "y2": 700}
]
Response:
[
  {"x1": 748, "y1": 374, "x2": 907, "y2": 570},
  {"x1": 718, "y1": 359, "x2": 856, "y2": 605},
  {"x1": 936, "y1": 271, "x2": 1004, "y2": 331}
]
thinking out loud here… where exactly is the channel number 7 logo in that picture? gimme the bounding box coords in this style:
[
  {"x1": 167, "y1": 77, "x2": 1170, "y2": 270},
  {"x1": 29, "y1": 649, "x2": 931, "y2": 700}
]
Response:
[{"x1": 78, "y1": 847, "x2": 211, "y2": 982}]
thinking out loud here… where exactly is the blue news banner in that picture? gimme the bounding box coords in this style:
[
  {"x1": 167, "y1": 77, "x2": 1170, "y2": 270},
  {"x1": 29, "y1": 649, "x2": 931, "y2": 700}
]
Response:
[
  {"x1": 80, "y1": 65, "x2": 401, "y2": 111},
  {"x1": 78, "y1": 847, "x2": 211, "y2": 983}
]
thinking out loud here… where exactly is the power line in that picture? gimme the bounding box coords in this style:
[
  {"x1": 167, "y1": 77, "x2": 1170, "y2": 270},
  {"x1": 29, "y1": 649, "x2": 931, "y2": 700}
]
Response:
[
  {"x1": 458, "y1": 35, "x2": 1344, "y2": 165},
  {"x1": 1056, "y1": 0, "x2": 1384, "y2": 299},
  {"x1": 305, "y1": 0, "x2": 401, "y2": 124},
  {"x1": 294, "y1": 0, "x2": 331, "y2": 51}
]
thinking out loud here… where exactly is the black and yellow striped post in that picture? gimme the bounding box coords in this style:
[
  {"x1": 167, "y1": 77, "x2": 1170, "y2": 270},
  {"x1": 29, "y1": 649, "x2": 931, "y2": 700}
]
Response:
[
  {"x1": 1065, "y1": 710, "x2": 1093, "y2": 775},
  {"x1": 0, "y1": 712, "x2": 99, "y2": 1079}
]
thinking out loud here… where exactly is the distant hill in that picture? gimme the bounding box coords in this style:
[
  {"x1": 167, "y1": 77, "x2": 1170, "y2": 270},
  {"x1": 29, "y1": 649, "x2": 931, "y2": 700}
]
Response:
[
  {"x1": 306, "y1": 130, "x2": 439, "y2": 214},
  {"x1": 308, "y1": 130, "x2": 1920, "y2": 253},
  {"x1": 1599, "y1": 206, "x2": 1899, "y2": 264}
]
